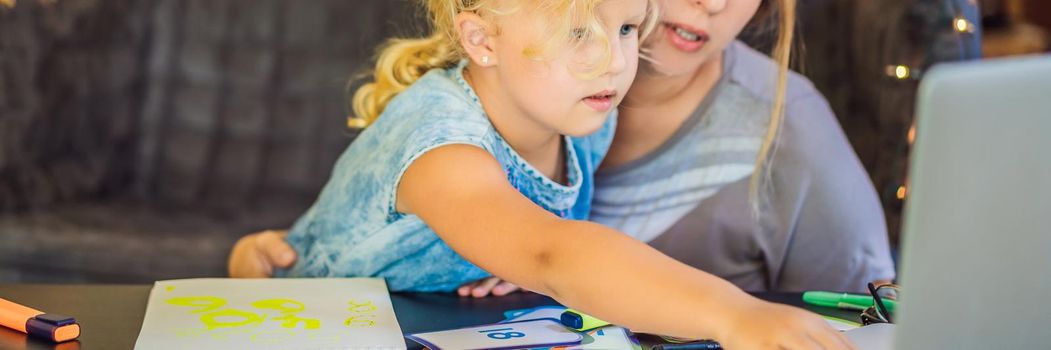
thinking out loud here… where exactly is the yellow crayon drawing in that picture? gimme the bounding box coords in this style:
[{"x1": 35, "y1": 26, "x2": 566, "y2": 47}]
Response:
[
  {"x1": 200, "y1": 308, "x2": 266, "y2": 330},
  {"x1": 166, "y1": 296, "x2": 226, "y2": 313},
  {"x1": 344, "y1": 315, "x2": 376, "y2": 328},
  {"x1": 348, "y1": 300, "x2": 377, "y2": 313},
  {"x1": 167, "y1": 296, "x2": 326, "y2": 331},
  {"x1": 252, "y1": 299, "x2": 321, "y2": 329},
  {"x1": 345, "y1": 300, "x2": 378, "y2": 328}
]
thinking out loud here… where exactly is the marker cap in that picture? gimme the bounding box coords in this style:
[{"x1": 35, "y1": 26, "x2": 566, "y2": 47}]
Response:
[{"x1": 26, "y1": 314, "x2": 81, "y2": 343}]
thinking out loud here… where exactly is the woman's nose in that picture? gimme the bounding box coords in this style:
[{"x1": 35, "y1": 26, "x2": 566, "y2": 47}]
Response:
[{"x1": 693, "y1": 0, "x2": 727, "y2": 14}]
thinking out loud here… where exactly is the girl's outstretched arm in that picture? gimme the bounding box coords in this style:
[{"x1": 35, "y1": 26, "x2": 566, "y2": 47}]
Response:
[{"x1": 397, "y1": 144, "x2": 854, "y2": 350}]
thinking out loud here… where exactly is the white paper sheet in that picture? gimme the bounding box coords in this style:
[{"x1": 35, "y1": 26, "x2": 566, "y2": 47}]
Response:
[
  {"x1": 552, "y1": 326, "x2": 640, "y2": 350},
  {"x1": 824, "y1": 316, "x2": 861, "y2": 331},
  {"x1": 134, "y1": 278, "x2": 405, "y2": 350},
  {"x1": 844, "y1": 323, "x2": 895, "y2": 350}
]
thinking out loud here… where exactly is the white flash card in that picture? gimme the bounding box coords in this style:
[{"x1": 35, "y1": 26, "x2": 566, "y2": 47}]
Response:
[
  {"x1": 549, "y1": 326, "x2": 640, "y2": 350},
  {"x1": 406, "y1": 319, "x2": 582, "y2": 350},
  {"x1": 503, "y1": 307, "x2": 639, "y2": 349},
  {"x1": 503, "y1": 306, "x2": 567, "y2": 323},
  {"x1": 563, "y1": 325, "x2": 634, "y2": 346}
]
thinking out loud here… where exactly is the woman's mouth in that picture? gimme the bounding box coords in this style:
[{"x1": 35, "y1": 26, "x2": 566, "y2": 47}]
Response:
[
  {"x1": 582, "y1": 90, "x2": 616, "y2": 112},
  {"x1": 664, "y1": 22, "x2": 709, "y2": 53}
]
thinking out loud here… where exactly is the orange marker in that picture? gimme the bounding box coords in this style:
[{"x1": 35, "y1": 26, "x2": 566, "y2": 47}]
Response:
[{"x1": 0, "y1": 298, "x2": 80, "y2": 343}]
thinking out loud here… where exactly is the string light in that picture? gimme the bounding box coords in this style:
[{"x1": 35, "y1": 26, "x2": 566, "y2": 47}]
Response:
[
  {"x1": 2, "y1": 0, "x2": 60, "y2": 10},
  {"x1": 953, "y1": 17, "x2": 973, "y2": 33},
  {"x1": 895, "y1": 65, "x2": 909, "y2": 79},
  {"x1": 886, "y1": 65, "x2": 911, "y2": 80},
  {"x1": 896, "y1": 185, "x2": 908, "y2": 200},
  {"x1": 907, "y1": 123, "x2": 916, "y2": 145}
]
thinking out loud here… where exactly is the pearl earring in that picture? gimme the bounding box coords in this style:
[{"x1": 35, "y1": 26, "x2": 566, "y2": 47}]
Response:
[{"x1": 481, "y1": 56, "x2": 489, "y2": 65}]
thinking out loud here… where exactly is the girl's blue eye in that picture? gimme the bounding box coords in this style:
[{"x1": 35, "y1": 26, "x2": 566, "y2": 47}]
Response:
[{"x1": 620, "y1": 24, "x2": 637, "y2": 37}]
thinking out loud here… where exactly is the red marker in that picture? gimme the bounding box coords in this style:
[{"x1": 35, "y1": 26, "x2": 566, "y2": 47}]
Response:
[{"x1": 0, "y1": 298, "x2": 80, "y2": 343}]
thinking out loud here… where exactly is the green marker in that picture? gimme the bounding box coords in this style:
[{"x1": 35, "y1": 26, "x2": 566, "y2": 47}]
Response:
[
  {"x1": 559, "y1": 309, "x2": 610, "y2": 332},
  {"x1": 803, "y1": 291, "x2": 897, "y2": 312}
]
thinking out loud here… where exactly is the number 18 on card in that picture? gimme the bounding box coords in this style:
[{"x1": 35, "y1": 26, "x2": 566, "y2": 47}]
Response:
[
  {"x1": 479, "y1": 327, "x2": 526, "y2": 340},
  {"x1": 407, "y1": 319, "x2": 582, "y2": 350}
]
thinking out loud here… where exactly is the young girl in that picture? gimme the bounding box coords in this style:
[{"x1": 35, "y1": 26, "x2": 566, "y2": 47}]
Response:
[{"x1": 249, "y1": 0, "x2": 854, "y2": 348}]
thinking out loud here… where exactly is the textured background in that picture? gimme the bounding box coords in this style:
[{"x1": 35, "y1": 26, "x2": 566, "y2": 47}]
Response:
[{"x1": 0, "y1": 0, "x2": 983, "y2": 282}]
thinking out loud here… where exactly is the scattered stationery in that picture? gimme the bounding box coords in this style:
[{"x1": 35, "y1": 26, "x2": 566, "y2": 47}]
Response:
[
  {"x1": 652, "y1": 340, "x2": 721, "y2": 350},
  {"x1": 803, "y1": 291, "x2": 897, "y2": 312},
  {"x1": 560, "y1": 309, "x2": 611, "y2": 332},
  {"x1": 0, "y1": 298, "x2": 80, "y2": 343},
  {"x1": 133, "y1": 278, "x2": 405, "y2": 350},
  {"x1": 502, "y1": 306, "x2": 640, "y2": 350},
  {"x1": 130, "y1": 280, "x2": 877, "y2": 350}
]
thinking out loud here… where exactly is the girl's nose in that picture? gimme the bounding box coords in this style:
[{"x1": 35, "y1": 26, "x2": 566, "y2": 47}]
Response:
[{"x1": 606, "y1": 40, "x2": 628, "y2": 76}]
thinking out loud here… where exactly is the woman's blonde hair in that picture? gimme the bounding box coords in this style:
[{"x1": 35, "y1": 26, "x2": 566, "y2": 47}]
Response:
[
  {"x1": 350, "y1": 0, "x2": 659, "y2": 127},
  {"x1": 748, "y1": 0, "x2": 797, "y2": 214}
]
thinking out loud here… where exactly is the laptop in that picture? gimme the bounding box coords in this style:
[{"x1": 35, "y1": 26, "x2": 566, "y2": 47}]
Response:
[{"x1": 846, "y1": 55, "x2": 1051, "y2": 349}]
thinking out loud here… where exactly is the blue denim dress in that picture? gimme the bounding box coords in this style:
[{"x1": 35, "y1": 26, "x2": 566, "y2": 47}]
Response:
[{"x1": 282, "y1": 60, "x2": 616, "y2": 291}]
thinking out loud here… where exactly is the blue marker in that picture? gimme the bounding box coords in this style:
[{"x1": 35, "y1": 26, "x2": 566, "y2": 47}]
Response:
[
  {"x1": 653, "y1": 340, "x2": 722, "y2": 350},
  {"x1": 559, "y1": 309, "x2": 611, "y2": 332}
]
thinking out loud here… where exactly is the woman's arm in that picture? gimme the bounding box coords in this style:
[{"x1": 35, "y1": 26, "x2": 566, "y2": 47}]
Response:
[
  {"x1": 398, "y1": 144, "x2": 854, "y2": 349},
  {"x1": 773, "y1": 93, "x2": 897, "y2": 292}
]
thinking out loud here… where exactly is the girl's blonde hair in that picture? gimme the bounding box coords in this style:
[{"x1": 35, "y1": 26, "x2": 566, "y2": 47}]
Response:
[
  {"x1": 748, "y1": 0, "x2": 797, "y2": 213},
  {"x1": 350, "y1": 0, "x2": 659, "y2": 127}
]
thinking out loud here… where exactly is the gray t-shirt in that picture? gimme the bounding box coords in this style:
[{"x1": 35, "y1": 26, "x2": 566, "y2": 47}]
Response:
[{"x1": 592, "y1": 41, "x2": 896, "y2": 293}]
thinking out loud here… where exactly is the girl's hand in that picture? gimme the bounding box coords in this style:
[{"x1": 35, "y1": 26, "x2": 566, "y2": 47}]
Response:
[
  {"x1": 228, "y1": 229, "x2": 296, "y2": 278},
  {"x1": 456, "y1": 276, "x2": 522, "y2": 298},
  {"x1": 717, "y1": 300, "x2": 857, "y2": 350}
]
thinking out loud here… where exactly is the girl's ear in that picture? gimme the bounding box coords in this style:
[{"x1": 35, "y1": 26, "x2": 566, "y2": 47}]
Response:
[{"x1": 455, "y1": 12, "x2": 498, "y2": 66}]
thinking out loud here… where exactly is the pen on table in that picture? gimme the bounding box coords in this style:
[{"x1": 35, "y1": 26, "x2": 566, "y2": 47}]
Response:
[
  {"x1": 802, "y1": 291, "x2": 897, "y2": 311},
  {"x1": 867, "y1": 283, "x2": 893, "y2": 323},
  {"x1": 0, "y1": 297, "x2": 81, "y2": 343},
  {"x1": 653, "y1": 340, "x2": 722, "y2": 350},
  {"x1": 559, "y1": 309, "x2": 611, "y2": 332}
]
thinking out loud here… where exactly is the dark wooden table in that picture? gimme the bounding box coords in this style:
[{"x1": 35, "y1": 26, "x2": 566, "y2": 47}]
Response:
[{"x1": 0, "y1": 284, "x2": 858, "y2": 349}]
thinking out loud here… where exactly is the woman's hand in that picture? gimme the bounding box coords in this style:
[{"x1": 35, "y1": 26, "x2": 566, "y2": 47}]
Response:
[
  {"x1": 717, "y1": 299, "x2": 857, "y2": 350},
  {"x1": 457, "y1": 276, "x2": 523, "y2": 298},
  {"x1": 227, "y1": 229, "x2": 296, "y2": 278}
]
